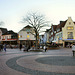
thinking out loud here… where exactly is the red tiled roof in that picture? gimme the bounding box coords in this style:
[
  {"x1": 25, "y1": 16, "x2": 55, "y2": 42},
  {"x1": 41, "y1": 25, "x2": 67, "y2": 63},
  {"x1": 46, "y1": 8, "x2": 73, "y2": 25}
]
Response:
[
  {"x1": 53, "y1": 25, "x2": 57, "y2": 31},
  {"x1": 56, "y1": 20, "x2": 67, "y2": 29}
]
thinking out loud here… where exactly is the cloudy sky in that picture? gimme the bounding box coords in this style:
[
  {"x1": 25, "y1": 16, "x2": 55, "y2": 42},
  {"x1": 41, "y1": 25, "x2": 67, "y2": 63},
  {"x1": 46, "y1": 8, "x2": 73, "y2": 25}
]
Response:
[{"x1": 0, "y1": 0, "x2": 75, "y2": 32}]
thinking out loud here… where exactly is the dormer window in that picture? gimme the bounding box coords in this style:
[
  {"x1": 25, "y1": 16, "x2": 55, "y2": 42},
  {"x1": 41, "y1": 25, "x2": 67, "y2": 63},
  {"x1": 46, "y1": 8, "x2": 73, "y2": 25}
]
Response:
[{"x1": 69, "y1": 22, "x2": 71, "y2": 25}]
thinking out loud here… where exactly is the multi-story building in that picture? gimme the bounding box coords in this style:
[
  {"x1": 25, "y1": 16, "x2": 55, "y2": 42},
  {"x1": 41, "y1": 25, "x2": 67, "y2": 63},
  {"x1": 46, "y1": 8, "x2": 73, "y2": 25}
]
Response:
[
  {"x1": 49, "y1": 17, "x2": 75, "y2": 47},
  {"x1": 39, "y1": 34, "x2": 44, "y2": 44},
  {"x1": 43, "y1": 29, "x2": 49, "y2": 44},
  {"x1": 49, "y1": 25, "x2": 57, "y2": 43},
  {"x1": 53, "y1": 21, "x2": 66, "y2": 44},
  {"x1": 0, "y1": 28, "x2": 7, "y2": 43},
  {"x1": 39, "y1": 29, "x2": 50, "y2": 45},
  {"x1": 2, "y1": 30, "x2": 18, "y2": 45},
  {"x1": 18, "y1": 25, "x2": 35, "y2": 46},
  {"x1": 62, "y1": 17, "x2": 75, "y2": 47}
]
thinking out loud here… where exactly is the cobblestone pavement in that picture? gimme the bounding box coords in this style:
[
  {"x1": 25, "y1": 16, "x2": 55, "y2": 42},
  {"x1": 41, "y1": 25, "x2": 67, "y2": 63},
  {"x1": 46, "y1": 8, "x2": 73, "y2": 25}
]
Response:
[{"x1": 0, "y1": 48, "x2": 75, "y2": 75}]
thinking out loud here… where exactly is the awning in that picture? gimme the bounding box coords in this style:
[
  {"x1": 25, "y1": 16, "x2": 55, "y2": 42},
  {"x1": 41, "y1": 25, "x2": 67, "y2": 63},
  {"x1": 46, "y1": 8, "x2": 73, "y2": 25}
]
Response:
[{"x1": 63, "y1": 39, "x2": 75, "y2": 42}]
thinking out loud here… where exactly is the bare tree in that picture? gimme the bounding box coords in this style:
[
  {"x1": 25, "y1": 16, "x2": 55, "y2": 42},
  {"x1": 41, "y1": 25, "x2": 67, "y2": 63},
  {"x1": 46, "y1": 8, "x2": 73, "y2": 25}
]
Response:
[{"x1": 22, "y1": 12, "x2": 49, "y2": 49}]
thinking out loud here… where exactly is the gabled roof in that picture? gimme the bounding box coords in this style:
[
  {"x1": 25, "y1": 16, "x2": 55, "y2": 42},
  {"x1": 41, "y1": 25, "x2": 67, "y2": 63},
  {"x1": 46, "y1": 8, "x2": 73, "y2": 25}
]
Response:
[
  {"x1": 24, "y1": 25, "x2": 32, "y2": 28},
  {"x1": 0, "y1": 28, "x2": 7, "y2": 34},
  {"x1": 2, "y1": 30, "x2": 17, "y2": 35},
  {"x1": 45, "y1": 29, "x2": 50, "y2": 32},
  {"x1": 18, "y1": 25, "x2": 32, "y2": 32},
  {"x1": 52, "y1": 25, "x2": 57, "y2": 31},
  {"x1": 56, "y1": 20, "x2": 67, "y2": 29}
]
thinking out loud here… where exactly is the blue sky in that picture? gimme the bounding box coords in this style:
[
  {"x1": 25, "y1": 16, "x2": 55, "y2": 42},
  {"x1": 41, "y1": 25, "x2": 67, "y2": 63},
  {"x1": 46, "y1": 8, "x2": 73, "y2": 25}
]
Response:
[{"x1": 0, "y1": 0, "x2": 75, "y2": 32}]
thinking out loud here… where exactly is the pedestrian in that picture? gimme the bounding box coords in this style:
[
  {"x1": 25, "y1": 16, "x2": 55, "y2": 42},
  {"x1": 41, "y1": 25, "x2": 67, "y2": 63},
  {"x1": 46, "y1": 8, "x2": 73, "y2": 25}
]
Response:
[
  {"x1": 19, "y1": 43, "x2": 22, "y2": 50},
  {"x1": 4, "y1": 43, "x2": 6, "y2": 52},
  {"x1": 27, "y1": 45, "x2": 30, "y2": 52},
  {"x1": 10, "y1": 44, "x2": 13, "y2": 49},
  {"x1": 1, "y1": 44, "x2": 3, "y2": 51},
  {"x1": 44, "y1": 45, "x2": 47, "y2": 52},
  {"x1": 72, "y1": 44, "x2": 75, "y2": 56},
  {"x1": 0, "y1": 43, "x2": 1, "y2": 51}
]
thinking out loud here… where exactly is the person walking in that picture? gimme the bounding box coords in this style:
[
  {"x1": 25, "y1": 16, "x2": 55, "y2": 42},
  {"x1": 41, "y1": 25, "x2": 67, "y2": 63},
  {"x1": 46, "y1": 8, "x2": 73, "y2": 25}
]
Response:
[
  {"x1": 44, "y1": 45, "x2": 47, "y2": 52},
  {"x1": 19, "y1": 43, "x2": 22, "y2": 50},
  {"x1": 0, "y1": 43, "x2": 2, "y2": 51},
  {"x1": 27, "y1": 45, "x2": 30, "y2": 52},
  {"x1": 0, "y1": 43, "x2": 3, "y2": 51},
  {"x1": 4, "y1": 43, "x2": 6, "y2": 52}
]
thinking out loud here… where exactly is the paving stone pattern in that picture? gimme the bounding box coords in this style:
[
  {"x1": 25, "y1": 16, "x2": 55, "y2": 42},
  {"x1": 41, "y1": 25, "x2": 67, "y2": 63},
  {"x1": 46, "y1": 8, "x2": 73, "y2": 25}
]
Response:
[
  {"x1": 6, "y1": 55, "x2": 75, "y2": 75},
  {"x1": 0, "y1": 48, "x2": 75, "y2": 75},
  {"x1": 36, "y1": 56, "x2": 75, "y2": 66}
]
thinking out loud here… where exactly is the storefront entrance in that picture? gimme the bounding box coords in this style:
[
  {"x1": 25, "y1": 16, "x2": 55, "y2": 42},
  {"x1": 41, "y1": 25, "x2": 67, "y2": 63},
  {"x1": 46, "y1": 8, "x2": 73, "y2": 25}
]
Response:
[{"x1": 64, "y1": 40, "x2": 75, "y2": 48}]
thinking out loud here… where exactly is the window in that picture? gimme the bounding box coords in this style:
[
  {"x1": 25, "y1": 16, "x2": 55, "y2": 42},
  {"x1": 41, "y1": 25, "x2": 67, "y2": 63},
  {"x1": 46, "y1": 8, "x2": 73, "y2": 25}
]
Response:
[
  {"x1": 5, "y1": 36, "x2": 7, "y2": 40},
  {"x1": 68, "y1": 32, "x2": 73, "y2": 39},
  {"x1": 7, "y1": 36, "x2": 8, "y2": 39},
  {"x1": 67, "y1": 26, "x2": 74, "y2": 30},
  {"x1": 27, "y1": 32, "x2": 29, "y2": 34},
  {"x1": 20, "y1": 35, "x2": 22, "y2": 38},
  {"x1": 57, "y1": 28, "x2": 60, "y2": 32},
  {"x1": 0, "y1": 32, "x2": 1, "y2": 35},
  {"x1": 9, "y1": 36, "x2": 11, "y2": 39},
  {"x1": 69, "y1": 22, "x2": 71, "y2": 25},
  {"x1": 26, "y1": 29, "x2": 30, "y2": 32},
  {"x1": 3, "y1": 36, "x2": 5, "y2": 39},
  {"x1": 19, "y1": 35, "x2": 22, "y2": 38}
]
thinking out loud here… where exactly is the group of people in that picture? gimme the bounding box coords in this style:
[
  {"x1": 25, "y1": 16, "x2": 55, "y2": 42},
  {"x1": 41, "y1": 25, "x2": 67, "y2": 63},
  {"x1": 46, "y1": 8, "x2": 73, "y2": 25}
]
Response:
[
  {"x1": 20, "y1": 44, "x2": 47, "y2": 52},
  {"x1": 0, "y1": 43, "x2": 47, "y2": 52},
  {"x1": 0, "y1": 43, "x2": 6, "y2": 52},
  {"x1": 19, "y1": 43, "x2": 31, "y2": 52}
]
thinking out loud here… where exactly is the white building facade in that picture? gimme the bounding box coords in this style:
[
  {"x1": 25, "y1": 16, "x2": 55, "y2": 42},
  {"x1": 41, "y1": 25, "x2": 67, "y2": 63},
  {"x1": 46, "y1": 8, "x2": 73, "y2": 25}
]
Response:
[{"x1": 18, "y1": 25, "x2": 35, "y2": 46}]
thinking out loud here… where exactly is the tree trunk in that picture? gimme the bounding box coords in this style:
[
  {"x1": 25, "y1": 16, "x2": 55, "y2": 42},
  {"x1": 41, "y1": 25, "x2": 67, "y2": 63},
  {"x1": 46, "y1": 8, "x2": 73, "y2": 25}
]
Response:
[{"x1": 35, "y1": 32, "x2": 38, "y2": 49}]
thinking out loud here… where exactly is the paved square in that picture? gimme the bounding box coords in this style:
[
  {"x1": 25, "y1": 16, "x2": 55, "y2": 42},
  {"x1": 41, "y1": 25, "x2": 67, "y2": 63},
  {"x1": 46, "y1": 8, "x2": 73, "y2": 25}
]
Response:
[{"x1": 0, "y1": 48, "x2": 75, "y2": 75}]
